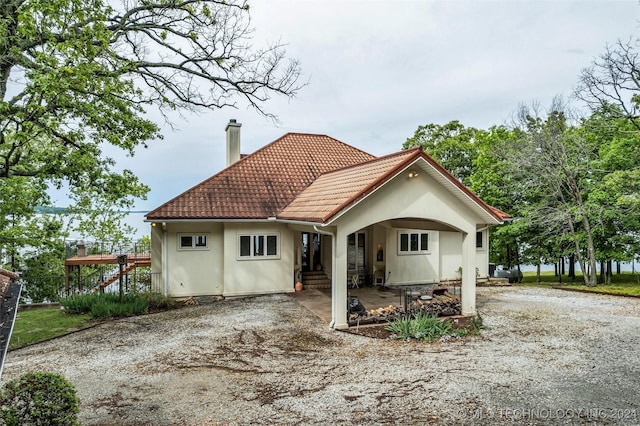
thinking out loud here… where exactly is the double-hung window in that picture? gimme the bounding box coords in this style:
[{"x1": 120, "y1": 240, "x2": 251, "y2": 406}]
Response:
[
  {"x1": 398, "y1": 231, "x2": 429, "y2": 254},
  {"x1": 178, "y1": 233, "x2": 209, "y2": 250},
  {"x1": 239, "y1": 234, "x2": 279, "y2": 259}
]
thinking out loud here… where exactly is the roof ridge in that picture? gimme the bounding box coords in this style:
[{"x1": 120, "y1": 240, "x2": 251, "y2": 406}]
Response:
[
  {"x1": 318, "y1": 149, "x2": 423, "y2": 221},
  {"x1": 146, "y1": 132, "x2": 376, "y2": 220},
  {"x1": 314, "y1": 146, "x2": 422, "y2": 178}
]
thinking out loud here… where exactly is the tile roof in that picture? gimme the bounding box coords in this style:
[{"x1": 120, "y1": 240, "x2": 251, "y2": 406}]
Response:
[
  {"x1": 278, "y1": 148, "x2": 423, "y2": 222},
  {"x1": 146, "y1": 133, "x2": 375, "y2": 220},
  {"x1": 147, "y1": 132, "x2": 510, "y2": 224}
]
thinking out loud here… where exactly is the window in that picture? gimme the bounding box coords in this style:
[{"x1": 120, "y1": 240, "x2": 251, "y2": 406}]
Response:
[
  {"x1": 178, "y1": 233, "x2": 209, "y2": 250},
  {"x1": 398, "y1": 231, "x2": 429, "y2": 254},
  {"x1": 238, "y1": 234, "x2": 279, "y2": 259},
  {"x1": 476, "y1": 231, "x2": 484, "y2": 249}
]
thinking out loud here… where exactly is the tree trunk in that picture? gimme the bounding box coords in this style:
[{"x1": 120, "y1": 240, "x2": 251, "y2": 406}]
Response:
[{"x1": 568, "y1": 254, "x2": 575, "y2": 279}]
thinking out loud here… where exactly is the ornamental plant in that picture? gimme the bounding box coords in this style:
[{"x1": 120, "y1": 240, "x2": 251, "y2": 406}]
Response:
[{"x1": 0, "y1": 372, "x2": 80, "y2": 426}]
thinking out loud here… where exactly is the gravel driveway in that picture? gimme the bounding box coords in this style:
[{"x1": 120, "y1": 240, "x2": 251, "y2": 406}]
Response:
[{"x1": 4, "y1": 287, "x2": 640, "y2": 425}]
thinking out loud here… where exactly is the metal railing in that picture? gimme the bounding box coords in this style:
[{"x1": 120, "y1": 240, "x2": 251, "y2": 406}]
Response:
[{"x1": 65, "y1": 240, "x2": 151, "y2": 259}]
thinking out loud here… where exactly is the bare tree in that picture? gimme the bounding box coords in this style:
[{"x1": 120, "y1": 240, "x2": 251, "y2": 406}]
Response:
[{"x1": 576, "y1": 38, "x2": 640, "y2": 130}]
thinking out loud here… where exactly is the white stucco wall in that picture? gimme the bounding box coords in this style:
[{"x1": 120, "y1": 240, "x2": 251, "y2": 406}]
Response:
[
  {"x1": 222, "y1": 222, "x2": 294, "y2": 296},
  {"x1": 332, "y1": 170, "x2": 487, "y2": 283},
  {"x1": 384, "y1": 229, "x2": 439, "y2": 285},
  {"x1": 440, "y1": 231, "x2": 462, "y2": 281},
  {"x1": 163, "y1": 222, "x2": 224, "y2": 297},
  {"x1": 475, "y1": 230, "x2": 489, "y2": 277}
]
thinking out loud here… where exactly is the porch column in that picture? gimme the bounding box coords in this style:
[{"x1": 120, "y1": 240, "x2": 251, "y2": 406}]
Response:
[
  {"x1": 332, "y1": 230, "x2": 349, "y2": 329},
  {"x1": 461, "y1": 231, "x2": 477, "y2": 316}
]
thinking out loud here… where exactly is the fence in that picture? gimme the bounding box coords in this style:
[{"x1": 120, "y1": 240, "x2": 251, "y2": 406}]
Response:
[
  {"x1": 65, "y1": 240, "x2": 151, "y2": 259},
  {"x1": 19, "y1": 268, "x2": 162, "y2": 303}
]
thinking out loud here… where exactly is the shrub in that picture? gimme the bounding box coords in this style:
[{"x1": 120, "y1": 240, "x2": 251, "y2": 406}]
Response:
[
  {"x1": 60, "y1": 293, "x2": 149, "y2": 319},
  {"x1": 137, "y1": 292, "x2": 177, "y2": 311},
  {"x1": 88, "y1": 296, "x2": 148, "y2": 318},
  {"x1": 0, "y1": 372, "x2": 80, "y2": 426}
]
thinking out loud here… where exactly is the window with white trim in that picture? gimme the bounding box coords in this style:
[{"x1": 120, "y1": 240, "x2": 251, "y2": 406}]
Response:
[
  {"x1": 476, "y1": 231, "x2": 484, "y2": 249},
  {"x1": 238, "y1": 234, "x2": 279, "y2": 259},
  {"x1": 178, "y1": 233, "x2": 209, "y2": 250},
  {"x1": 398, "y1": 231, "x2": 429, "y2": 254}
]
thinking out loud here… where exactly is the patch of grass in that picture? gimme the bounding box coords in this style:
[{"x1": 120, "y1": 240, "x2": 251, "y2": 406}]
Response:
[
  {"x1": 559, "y1": 283, "x2": 640, "y2": 297},
  {"x1": 9, "y1": 309, "x2": 94, "y2": 351},
  {"x1": 518, "y1": 270, "x2": 640, "y2": 297}
]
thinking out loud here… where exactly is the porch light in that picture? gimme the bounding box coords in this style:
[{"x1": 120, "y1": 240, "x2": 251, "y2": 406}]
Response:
[{"x1": 408, "y1": 170, "x2": 419, "y2": 178}]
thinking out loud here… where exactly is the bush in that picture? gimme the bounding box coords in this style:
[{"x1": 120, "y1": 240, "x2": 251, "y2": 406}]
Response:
[
  {"x1": 89, "y1": 297, "x2": 148, "y2": 318},
  {"x1": 60, "y1": 293, "x2": 149, "y2": 318},
  {"x1": 0, "y1": 372, "x2": 80, "y2": 426},
  {"x1": 137, "y1": 292, "x2": 177, "y2": 311}
]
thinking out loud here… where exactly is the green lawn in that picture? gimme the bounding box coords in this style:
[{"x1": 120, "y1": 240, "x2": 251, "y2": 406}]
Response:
[
  {"x1": 9, "y1": 308, "x2": 95, "y2": 351},
  {"x1": 518, "y1": 270, "x2": 640, "y2": 297}
]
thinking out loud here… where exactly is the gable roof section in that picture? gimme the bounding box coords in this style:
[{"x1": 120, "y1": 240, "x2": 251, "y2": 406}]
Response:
[
  {"x1": 278, "y1": 148, "x2": 423, "y2": 222},
  {"x1": 278, "y1": 147, "x2": 510, "y2": 224},
  {"x1": 146, "y1": 133, "x2": 376, "y2": 220}
]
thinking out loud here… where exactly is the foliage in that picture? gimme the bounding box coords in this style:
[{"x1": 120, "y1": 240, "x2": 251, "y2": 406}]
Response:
[
  {"x1": 576, "y1": 38, "x2": 640, "y2": 131},
  {"x1": 0, "y1": 372, "x2": 80, "y2": 426},
  {"x1": 137, "y1": 292, "x2": 176, "y2": 311},
  {"x1": 0, "y1": 0, "x2": 302, "y2": 277},
  {"x1": 403, "y1": 120, "x2": 480, "y2": 186},
  {"x1": 59, "y1": 291, "x2": 175, "y2": 318},
  {"x1": 386, "y1": 312, "x2": 463, "y2": 342},
  {"x1": 89, "y1": 297, "x2": 148, "y2": 318},
  {"x1": 9, "y1": 309, "x2": 94, "y2": 351}
]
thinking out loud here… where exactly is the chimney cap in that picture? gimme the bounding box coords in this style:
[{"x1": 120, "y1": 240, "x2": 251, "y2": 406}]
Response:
[{"x1": 226, "y1": 119, "x2": 241, "y2": 130}]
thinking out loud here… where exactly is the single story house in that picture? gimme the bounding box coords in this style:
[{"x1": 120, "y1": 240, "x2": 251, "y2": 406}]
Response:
[{"x1": 145, "y1": 120, "x2": 509, "y2": 329}]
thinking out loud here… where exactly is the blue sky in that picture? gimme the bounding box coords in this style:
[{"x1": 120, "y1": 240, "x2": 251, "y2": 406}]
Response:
[{"x1": 53, "y1": 0, "x2": 640, "y2": 222}]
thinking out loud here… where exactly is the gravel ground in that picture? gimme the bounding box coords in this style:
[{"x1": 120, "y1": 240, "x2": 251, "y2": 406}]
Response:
[{"x1": 4, "y1": 286, "x2": 640, "y2": 425}]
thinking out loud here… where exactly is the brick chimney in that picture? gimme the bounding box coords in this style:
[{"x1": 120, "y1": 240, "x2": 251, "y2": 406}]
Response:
[{"x1": 226, "y1": 119, "x2": 242, "y2": 166}]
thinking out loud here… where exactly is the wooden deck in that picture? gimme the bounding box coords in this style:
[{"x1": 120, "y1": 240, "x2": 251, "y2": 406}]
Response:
[
  {"x1": 64, "y1": 253, "x2": 151, "y2": 267},
  {"x1": 64, "y1": 253, "x2": 152, "y2": 293}
]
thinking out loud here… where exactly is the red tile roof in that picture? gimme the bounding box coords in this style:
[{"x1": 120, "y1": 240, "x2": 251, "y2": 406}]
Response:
[
  {"x1": 146, "y1": 133, "x2": 375, "y2": 220},
  {"x1": 147, "y1": 132, "x2": 510, "y2": 224},
  {"x1": 278, "y1": 148, "x2": 422, "y2": 222}
]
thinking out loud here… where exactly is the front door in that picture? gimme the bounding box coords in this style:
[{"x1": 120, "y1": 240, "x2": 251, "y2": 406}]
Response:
[{"x1": 301, "y1": 232, "x2": 322, "y2": 272}]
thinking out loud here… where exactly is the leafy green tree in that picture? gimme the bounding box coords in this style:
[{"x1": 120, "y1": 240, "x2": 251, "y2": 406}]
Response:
[
  {"x1": 0, "y1": 0, "x2": 302, "y2": 272},
  {"x1": 66, "y1": 169, "x2": 148, "y2": 252},
  {"x1": 0, "y1": 177, "x2": 59, "y2": 269},
  {"x1": 581, "y1": 109, "x2": 640, "y2": 281},
  {"x1": 506, "y1": 101, "x2": 600, "y2": 286},
  {"x1": 403, "y1": 121, "x2": 480, "y2": 186}
]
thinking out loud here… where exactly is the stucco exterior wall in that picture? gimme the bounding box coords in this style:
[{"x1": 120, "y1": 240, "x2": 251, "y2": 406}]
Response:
[
  {"x1": 150, "y1": 224, "x2": 162, "y2": 275},
  {"x1": 475, "y1": 230, "x2": 489, "y2": 277},
  {"x1": 332, "y1": 170, "x2": 481, "y2": 236},
  {"x1": 164, "y1": 222, "x2": 224, "y2": 297},
  {"x1": 222, "y1": 222, "x2": 294, "y2": 296},
  {"x1": 385, "y1": 229, "x2": 439, "y2": 285},
  {"x1": 440, "y1": 231, "x2": 462, "y2": 281},
  {"x1": 331, "y1": 170, "x2": 488, "y2": 285}
]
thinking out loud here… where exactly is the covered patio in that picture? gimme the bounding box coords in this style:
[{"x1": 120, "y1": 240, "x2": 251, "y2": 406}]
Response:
[{"x1": 289, "y1": 283, "x2": 462, "y2": 326}]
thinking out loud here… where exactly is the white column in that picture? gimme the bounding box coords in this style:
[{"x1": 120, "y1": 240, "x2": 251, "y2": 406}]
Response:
[
  {"x1": 332, "y1": 230, "x2": 349, "y2": 329},
  {"x1": 461, "y1": 231, "x2": 476, "y2": 316}
]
